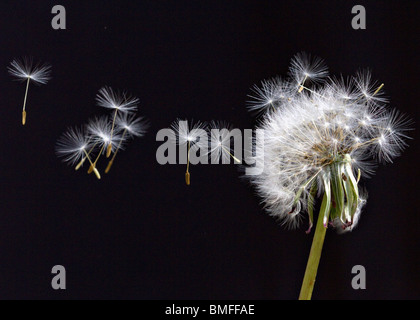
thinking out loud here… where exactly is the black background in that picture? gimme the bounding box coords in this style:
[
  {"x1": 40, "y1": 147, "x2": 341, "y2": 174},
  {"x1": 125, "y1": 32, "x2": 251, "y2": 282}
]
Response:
[{"x1": 0, "y1": 0, "x2": 419, "y2": 300}]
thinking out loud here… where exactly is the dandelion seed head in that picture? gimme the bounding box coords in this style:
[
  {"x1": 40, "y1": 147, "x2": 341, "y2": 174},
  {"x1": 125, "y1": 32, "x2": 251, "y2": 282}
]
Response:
[{"x1": 247, "y1": 53, "x2": 412, "y2": 230}]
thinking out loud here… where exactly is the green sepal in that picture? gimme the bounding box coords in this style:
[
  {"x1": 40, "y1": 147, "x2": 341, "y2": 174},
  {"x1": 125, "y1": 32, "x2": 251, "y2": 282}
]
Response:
[
  {"x1": 293, "y1": 171, "x2": 320, "y2": 206},
  {"x1": 330, "y1": 162, "x2": 345, "y2": 222},
  {"x1": 320, "y1": 170, "x2": 332, "y2": 227},
  {"x1": 306, "y1": 179, "x2": 318, "y2": 234},
  {"x1": 343, "y1": 161, "x2": 359, "y2": 222}
]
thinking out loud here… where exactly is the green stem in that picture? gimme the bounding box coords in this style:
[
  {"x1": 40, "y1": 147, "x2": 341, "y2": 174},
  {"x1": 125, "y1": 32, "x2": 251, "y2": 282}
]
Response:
[{"x1": 299, "y1": 191, "x2": 330, "y2": 300}]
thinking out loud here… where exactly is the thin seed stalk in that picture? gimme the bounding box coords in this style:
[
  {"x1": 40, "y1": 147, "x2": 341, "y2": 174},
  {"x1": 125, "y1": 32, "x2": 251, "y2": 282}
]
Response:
[
  {"x1": 75, "y1": 142, "x2": 97, "y2": 171},
  {"x1": 105, "y1": 129, "x2": 127, "y2": 174},
  {"x1": 88, "y1": 144, "x2": 106, "y2": 174},
  {"x1": 185, "y1": 141, "x2": 191, "y2": 185},
  {"x1": 22, "y1": 78, "x2": 30, "y2": 125},
  {"x1": 221, "y1": 145, "x2": 241, "y2": 163},
  {"x1": 107, "y1": 109, "x2": 118, "y2": 157},
  {"x1": 83, "y1": 149, "x2": 101, "y2": 180}
]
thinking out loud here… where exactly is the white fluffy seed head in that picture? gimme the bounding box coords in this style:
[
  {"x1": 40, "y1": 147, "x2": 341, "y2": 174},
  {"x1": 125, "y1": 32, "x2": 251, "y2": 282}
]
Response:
[
  {"x1": 248, "y1": 53, "x2": 412, "y2": 230},
  {"x1": 8, "y1": 57, "x2": 52, "y2": 85},
  {"x1": 56, "y1": 126, "x2": 90, "y2": 165},
  {"x1": 96, "y1": 86, "x2": 139, "y2": 113}
]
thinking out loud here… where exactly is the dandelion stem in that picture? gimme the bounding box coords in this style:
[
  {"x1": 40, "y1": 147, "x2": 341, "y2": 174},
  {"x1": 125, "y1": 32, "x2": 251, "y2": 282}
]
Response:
[
  {"x1": 22, "y1": 78, "x2": 30, "y2": 125},
  {"x1": 299, "y1": 188, "x2": 330, "y2": 300},
  {"x1": 299, "y1": 210, "x2": 327, "y2": 300}
]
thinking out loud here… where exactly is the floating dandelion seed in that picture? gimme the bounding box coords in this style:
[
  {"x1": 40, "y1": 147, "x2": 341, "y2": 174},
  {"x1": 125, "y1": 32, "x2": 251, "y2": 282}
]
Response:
[
  {"x1": 56, "y1": 126, "x2": 90, "y2": 165},
  {"x1": 57, "y1": 87, "x2": 147, "y2": 179},
  {"x1": 208, "y1": 121, "x2": 241, "y2": 164},
  {"x1": 55, "y1": 126, "x2": 101, "y2": 179},
  {"x1": 288, "y1": 52, "x2": 329, "y2": 92},
  {"x1": 247, "y1": 77, "x2": 295, "y2": 115},
  {"x1": 96, "y1": 86, "x2": 139, "y2": 157},
  {"x1": 86, "y1": 116, "x2": 122, "y2": 177},
  {"x1": 171, "y1": 119, "x2": 207, "y2": 185},
  {"x1": 105, "y1": 113, "x2": 148, "y2": 173},
  {"x1": 8, "y1": 57, "x2": 51, "y2": 125},
  {"x1": 247, "y1": 53, "x2": 412, "y2": 300}
]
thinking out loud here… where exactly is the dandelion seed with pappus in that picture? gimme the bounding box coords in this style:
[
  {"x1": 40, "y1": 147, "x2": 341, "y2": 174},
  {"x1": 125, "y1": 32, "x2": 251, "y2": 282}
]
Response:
[
  {"x1": 208, "y1": 121, "x2": 241, "y2": 164},
  {"x1": 105, "y1": 113, "x2": 148, "y2": 174},
  {"x1": 8, "y1": 57, "x2": 51, "y2": 125},
  {"x1": 86, "y1": 115, "x2": 122, "y2": 177},
  {"x1": 96, "y1": 86, "x2": 139, "y2": 158},
  {"x1": 247, "y1": 53, "x2": 413, "y2": 300},
  {"x1": 56, "y1": 85, "x2": 147, "y2": 179},
  {"x1": 171, "y1": 119, "x2": 207, "y2": 186},
  {"x1": 55, "y1": 126, "x2": 101, "y2": 180}
]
